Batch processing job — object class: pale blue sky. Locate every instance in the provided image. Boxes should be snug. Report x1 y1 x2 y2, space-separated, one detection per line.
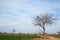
0 0 60 34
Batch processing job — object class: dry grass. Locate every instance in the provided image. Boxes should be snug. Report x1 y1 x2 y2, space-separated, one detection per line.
32 34 60 40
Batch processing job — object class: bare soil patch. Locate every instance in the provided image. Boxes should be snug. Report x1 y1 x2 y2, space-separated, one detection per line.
32 35 60 40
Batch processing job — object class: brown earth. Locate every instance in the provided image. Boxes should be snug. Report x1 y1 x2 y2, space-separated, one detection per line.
32 35 60 40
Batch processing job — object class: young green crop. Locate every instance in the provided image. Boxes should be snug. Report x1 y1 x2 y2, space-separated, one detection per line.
0 34 41 40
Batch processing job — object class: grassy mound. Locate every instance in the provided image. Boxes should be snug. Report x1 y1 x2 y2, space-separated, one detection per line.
52 35 60 38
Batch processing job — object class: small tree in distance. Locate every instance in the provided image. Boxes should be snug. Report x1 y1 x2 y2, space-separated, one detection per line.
34 13 55 36
57 31 60 35
12 29 16 34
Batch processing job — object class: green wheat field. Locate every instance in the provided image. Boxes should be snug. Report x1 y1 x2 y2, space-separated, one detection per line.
0 34 41 40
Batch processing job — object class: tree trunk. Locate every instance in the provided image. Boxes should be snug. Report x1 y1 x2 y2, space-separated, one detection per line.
43 27 45 35
43 27 45 38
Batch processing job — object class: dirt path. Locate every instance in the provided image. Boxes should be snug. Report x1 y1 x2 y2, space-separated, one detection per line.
32 35 60 40
48 36 60 40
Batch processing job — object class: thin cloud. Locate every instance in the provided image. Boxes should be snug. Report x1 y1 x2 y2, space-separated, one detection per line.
0 0 60 33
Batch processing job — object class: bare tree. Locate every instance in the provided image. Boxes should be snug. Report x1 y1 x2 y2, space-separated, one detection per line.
34 13 55 35
57 31 60 35
12 29 16 34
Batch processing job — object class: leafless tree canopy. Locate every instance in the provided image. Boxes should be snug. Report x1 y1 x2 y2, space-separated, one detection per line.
34 13 55 34
57 31 60 35
35 13 54 27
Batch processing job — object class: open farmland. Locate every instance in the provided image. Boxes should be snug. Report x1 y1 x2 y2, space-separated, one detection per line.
0 34 41 40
